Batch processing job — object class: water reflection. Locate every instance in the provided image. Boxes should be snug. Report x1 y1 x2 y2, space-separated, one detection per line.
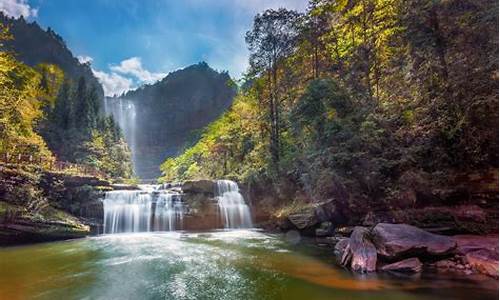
0 230 497 300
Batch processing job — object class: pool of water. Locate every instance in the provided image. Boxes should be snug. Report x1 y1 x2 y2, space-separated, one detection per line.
0 230 497 300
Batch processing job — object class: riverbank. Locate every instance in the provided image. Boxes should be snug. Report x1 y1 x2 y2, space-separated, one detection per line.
0 163 109 245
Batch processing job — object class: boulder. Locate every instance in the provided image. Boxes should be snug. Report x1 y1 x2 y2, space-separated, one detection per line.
334 238 350 262
381 258 423 273
465 249 499 278
339 227 377 273
182 180 217 195
287 199 344 230
372 223 456 260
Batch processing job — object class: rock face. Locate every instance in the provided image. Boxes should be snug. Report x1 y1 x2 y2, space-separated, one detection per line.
287 199 344 230
372 223 456 260
339 227 377 273
381 258 423 273
182 180 217 195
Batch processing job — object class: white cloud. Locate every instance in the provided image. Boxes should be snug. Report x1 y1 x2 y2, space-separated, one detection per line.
92 69 132 97
110 57 166 83
93 56 167 96
0 0 38 18
77 55 93 64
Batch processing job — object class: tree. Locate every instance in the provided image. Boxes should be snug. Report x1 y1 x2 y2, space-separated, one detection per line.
245 8 302 168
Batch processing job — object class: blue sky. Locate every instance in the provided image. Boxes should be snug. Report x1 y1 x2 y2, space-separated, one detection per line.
0 0 308 95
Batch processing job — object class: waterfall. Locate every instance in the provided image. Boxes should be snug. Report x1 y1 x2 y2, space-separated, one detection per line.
103 185 184 234
104 97 138 175
216 180 253 229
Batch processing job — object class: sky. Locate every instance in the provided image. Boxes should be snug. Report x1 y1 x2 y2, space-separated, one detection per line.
0 0 308 96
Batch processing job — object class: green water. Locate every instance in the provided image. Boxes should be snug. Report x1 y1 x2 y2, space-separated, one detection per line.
0 230 497 300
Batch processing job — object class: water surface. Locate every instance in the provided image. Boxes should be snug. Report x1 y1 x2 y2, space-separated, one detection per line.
0 230 497 300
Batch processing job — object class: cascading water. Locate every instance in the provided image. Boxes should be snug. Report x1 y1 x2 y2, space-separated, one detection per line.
216 180 253 229
104 97 138 175
103 185 184 234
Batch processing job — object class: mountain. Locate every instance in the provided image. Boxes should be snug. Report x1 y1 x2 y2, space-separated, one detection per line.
106 62 236 179
0 13 104 99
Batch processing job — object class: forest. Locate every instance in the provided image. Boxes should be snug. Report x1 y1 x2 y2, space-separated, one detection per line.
0 23 132 179
160 0 498 220
0 0 498 298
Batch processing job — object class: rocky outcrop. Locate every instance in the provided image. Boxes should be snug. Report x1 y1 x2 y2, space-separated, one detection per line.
182 180 217 195
0 164 109 245
380 258 423 273
0 202 90 246
287 199 345 231
372 223 456 260
338 227 377 273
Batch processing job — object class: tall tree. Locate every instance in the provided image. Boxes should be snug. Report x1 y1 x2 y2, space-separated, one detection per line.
245 8 301 168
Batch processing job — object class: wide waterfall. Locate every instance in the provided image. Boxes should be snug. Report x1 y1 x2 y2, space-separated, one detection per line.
103 186 184 234
216 180 253 229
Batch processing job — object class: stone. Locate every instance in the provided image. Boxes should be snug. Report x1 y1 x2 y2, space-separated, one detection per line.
339 227 377 273
381 258 423 273
182 180 217 195
465 249 499 278
287 199 345 230
453 235 499 256
435 259 455 269
372 223 456 260
334 238 349 262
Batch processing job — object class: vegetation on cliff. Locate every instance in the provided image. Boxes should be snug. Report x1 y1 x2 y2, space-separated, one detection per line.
160 0 498 220
0 22 132 179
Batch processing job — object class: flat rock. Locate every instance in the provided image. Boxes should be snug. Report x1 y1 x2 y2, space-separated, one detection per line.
381 258 423 273
372 223 456 260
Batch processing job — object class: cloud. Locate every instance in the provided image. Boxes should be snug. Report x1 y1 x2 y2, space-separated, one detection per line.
92 69 132 97
110 57 166 83
93 56 167 96
77 55 93 64
0 0 38 18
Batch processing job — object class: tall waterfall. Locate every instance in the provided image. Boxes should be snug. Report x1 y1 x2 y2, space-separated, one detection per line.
103 186 184 234
216 180 253 229
104 98 138 175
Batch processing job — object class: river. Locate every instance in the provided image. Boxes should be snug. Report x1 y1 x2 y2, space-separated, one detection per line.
0 230 497 300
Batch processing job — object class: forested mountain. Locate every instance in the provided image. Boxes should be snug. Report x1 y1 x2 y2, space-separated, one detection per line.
161 0 498 222
0 16 132 179
0 13 104 99
107 62 236 179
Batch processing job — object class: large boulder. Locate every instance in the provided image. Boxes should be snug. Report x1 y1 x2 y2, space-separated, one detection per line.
372 223 456 260
381 257 423 273
339 227 377 273
287 199 345 230
182 180 217 195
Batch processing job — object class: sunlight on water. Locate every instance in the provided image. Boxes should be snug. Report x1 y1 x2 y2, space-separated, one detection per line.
0 230 497 300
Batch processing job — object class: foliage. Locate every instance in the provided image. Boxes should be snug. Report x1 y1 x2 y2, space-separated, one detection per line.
161 1 498 213
0 25 55 162
40 76 133 179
